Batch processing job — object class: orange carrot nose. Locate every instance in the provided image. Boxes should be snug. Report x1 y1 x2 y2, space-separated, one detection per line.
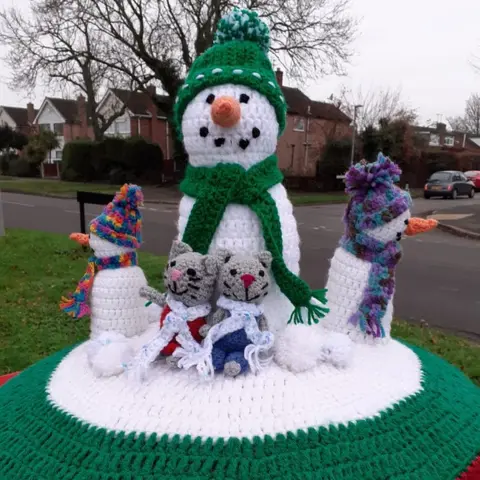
405 217 438 236
211 96 241 128
69 232 90 246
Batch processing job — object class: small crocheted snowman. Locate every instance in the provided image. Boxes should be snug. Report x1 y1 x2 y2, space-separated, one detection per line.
60 184 159 376
174 7 328 340
277 154 438 370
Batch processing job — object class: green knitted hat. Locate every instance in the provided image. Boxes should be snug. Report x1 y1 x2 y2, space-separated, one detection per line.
173 8 287 140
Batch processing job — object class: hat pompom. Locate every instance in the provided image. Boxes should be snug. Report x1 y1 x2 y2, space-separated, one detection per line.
214 8 270 53
115 184 144 208
345 153 402 198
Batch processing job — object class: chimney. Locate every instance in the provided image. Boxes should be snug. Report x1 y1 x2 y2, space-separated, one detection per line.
76 95 88 132
27 102 35 124
146 85 156 97
275 68 283 86
436 122 447 133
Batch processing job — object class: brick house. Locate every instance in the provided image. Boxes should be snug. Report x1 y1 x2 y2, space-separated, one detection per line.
97 86 175 174
0 103 38 136
275 69 352 178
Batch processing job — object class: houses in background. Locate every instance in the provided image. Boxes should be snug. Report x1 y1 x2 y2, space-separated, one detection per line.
0 71 352 180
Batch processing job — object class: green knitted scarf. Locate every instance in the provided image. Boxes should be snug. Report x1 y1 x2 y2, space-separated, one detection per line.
180 154 328 325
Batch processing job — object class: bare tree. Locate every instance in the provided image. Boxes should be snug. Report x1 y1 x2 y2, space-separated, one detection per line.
0 0 134 140
82 0 357 103
447 94 480 135
335 86 417 131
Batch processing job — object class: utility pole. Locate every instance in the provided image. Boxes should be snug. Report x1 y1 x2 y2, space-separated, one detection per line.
0 189 5 237
350 104 363 166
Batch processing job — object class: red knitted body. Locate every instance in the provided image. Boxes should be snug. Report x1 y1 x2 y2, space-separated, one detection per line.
159 305 206 356
458 456 480 479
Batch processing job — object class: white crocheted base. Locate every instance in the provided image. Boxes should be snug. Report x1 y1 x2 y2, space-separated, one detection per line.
47 339 422 441
320 247 393 344
177 183 300 338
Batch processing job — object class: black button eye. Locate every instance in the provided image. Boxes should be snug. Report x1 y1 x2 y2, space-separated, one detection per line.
230 269 237 276
170 261 176 267
199 127 209 137
252 127 260 138
206 94 215 104
187 268 196 276
224 255 231 263
404 219 409 225
240 93 250 103
259 270 265 277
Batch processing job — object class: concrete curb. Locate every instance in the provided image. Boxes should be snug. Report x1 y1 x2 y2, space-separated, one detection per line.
418 209 480 241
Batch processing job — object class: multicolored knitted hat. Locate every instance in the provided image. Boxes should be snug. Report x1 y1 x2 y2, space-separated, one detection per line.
89 184 143 249
344 152 411 231
173 8 286 139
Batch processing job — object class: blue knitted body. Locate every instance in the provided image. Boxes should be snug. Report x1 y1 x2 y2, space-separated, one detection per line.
211 329 251 373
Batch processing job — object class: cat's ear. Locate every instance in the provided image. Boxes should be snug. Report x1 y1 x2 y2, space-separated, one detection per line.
216 249 233 264
203 255 220 276
169 240 192 259
257 251 272 269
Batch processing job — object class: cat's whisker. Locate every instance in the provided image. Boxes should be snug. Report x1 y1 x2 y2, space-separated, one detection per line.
261 283 269 290
188 283 200 290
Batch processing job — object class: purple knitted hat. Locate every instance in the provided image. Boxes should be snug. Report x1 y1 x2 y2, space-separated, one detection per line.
344 153 411 231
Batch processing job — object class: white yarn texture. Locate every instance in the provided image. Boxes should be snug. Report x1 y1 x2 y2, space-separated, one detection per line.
47 340 422 441
320 247 394 344
88 234 150 339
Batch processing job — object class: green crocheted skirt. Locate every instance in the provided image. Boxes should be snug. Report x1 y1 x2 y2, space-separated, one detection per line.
0 344 479 480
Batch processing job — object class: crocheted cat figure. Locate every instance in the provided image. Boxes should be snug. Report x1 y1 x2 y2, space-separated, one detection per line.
60 184 152 340
129 241 220 381
174 7 328 339
319 153 438 345
176 251 275 378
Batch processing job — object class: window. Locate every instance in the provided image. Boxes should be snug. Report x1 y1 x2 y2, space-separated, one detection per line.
444 136 454 147
54 150 62 161
429 134 440 146
39 123 51 132
429 172 451 182
293 117 305 132
53 123 64 135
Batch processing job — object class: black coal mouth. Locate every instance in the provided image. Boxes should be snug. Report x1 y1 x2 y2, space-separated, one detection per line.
396 232 402 241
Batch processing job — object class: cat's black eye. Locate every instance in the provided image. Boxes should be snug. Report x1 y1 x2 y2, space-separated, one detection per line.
224 256 231 263
230 269 237 276
259 270 265 277
260 261 267 268
240 93 250 103
206 93 215 104
404 219 409 225
170 261 176 267
187 268 196 276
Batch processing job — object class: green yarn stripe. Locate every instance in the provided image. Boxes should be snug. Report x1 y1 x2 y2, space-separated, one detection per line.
180 155 328 325
0 344 479 479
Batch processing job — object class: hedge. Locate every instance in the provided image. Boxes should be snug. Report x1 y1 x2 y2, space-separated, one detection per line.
61 136 163 184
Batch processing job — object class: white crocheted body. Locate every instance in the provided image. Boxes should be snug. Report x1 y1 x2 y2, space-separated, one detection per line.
320 247 393 344
178 183 300 337
88 234 150 339
47 340 421 440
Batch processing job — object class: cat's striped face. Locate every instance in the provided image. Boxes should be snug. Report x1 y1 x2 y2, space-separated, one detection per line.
164 248 219 307
220 252 272 304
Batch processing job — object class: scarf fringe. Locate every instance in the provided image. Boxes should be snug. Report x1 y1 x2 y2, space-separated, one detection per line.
288 289 329 325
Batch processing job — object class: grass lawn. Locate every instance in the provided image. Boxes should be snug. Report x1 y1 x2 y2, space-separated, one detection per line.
0 229 165 373
1 229 478 385
0 176 121 197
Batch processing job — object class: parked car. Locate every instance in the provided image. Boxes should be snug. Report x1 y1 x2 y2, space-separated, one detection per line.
424 170 475 199
464 170 480 191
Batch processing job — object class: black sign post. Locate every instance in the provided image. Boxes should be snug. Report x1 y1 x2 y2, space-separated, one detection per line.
76 191 114 234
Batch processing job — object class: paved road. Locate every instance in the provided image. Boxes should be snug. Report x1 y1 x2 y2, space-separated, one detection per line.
2 192 480 338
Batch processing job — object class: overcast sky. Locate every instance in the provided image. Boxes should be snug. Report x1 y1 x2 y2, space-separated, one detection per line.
0 0 479 126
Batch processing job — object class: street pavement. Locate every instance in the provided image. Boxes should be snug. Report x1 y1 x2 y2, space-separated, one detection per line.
2 192 480 339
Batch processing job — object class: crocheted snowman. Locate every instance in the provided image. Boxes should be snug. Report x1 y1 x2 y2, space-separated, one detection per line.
60 184 159 375
277 154 439 371
174 8 328 338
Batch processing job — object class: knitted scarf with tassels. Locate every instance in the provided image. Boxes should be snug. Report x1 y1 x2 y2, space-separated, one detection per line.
180 154 328 325
60 251 138 319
